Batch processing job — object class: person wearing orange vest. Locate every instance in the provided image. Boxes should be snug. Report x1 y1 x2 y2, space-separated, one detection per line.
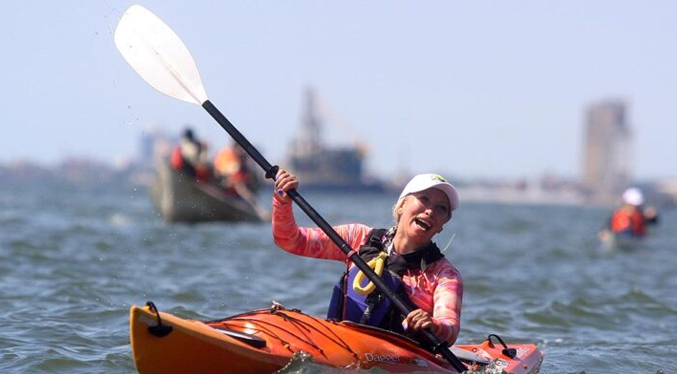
608 187 658 238
213 142 268 218
213 145 243 190
213 142 260 194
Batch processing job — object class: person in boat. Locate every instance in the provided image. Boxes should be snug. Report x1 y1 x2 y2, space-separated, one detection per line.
272 169 462 346
170 127 210 182
604 187 658 238
213 141 261 197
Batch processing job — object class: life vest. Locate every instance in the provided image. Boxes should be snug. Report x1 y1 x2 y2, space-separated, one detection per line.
214 147 241 176
610 207 646 237
326 229 445 333
170 146 185 170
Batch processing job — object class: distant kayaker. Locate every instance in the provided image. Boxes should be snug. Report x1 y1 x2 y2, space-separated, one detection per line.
272 169 462 346
213 141 267 217
213 141 261 197
604 187 658 238
170 127 211 182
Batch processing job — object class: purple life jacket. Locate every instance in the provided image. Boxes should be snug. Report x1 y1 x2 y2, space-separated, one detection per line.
326 229 444 334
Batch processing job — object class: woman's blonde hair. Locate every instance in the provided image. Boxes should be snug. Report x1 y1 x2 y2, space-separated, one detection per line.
392 197 406 223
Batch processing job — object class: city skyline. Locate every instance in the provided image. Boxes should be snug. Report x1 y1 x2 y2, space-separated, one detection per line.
2 1 676 181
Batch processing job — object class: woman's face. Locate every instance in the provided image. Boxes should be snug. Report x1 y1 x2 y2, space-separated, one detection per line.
397 188 451 248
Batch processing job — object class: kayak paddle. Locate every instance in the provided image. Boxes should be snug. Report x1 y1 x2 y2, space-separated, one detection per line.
114 5 467 372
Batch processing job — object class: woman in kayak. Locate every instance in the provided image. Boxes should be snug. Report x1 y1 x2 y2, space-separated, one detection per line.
272 169 462 346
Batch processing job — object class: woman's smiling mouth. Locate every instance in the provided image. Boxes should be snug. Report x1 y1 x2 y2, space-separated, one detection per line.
414 217 432 230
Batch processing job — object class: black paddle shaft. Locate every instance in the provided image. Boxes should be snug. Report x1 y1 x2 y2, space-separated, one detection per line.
202 100 467 373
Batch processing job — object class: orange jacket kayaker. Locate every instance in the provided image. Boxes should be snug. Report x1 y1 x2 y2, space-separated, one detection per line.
272 169 463 345
608 187 658 237
213 143 259 193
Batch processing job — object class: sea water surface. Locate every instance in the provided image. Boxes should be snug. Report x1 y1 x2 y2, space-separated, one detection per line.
1 182 676 374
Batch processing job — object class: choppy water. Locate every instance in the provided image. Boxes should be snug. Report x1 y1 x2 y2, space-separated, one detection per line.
1 182 676 373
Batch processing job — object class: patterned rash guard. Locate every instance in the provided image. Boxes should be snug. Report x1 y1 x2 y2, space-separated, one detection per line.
271 196 463 345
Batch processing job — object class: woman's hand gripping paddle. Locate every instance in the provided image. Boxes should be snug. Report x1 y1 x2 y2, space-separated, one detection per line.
114 6 467 372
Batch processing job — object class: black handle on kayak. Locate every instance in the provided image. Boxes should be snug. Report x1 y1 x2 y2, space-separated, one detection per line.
202 99 467 373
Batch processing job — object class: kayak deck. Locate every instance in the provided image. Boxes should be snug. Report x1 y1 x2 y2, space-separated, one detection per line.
130 303 543 374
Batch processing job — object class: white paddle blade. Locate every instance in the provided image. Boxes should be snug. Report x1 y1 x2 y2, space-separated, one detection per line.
114 5 208 105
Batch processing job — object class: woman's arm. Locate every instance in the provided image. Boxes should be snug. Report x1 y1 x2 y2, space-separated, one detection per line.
272 196 373 261
430 266 463 344
401 262 463 345
271 169 372 261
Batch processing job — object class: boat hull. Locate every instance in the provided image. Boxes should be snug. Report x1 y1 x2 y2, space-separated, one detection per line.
149 163 266 223
130 304 543 374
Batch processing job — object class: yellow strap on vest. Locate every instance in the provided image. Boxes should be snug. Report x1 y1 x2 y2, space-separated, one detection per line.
352 252 388 296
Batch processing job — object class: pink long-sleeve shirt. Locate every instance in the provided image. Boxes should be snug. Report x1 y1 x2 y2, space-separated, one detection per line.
271 196 463 345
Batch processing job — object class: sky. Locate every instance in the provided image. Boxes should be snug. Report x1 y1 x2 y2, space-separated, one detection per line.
1 1 676 181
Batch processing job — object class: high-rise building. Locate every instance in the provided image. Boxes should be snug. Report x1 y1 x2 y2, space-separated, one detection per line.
582 100 631 204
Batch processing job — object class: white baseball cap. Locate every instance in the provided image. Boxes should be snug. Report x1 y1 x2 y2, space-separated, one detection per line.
399 173 460 214
622 187 644 206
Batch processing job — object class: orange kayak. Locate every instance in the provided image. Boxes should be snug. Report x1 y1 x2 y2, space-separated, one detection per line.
130 303 543 374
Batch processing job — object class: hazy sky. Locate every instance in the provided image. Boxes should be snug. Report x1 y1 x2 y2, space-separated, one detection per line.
2 1 675 180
